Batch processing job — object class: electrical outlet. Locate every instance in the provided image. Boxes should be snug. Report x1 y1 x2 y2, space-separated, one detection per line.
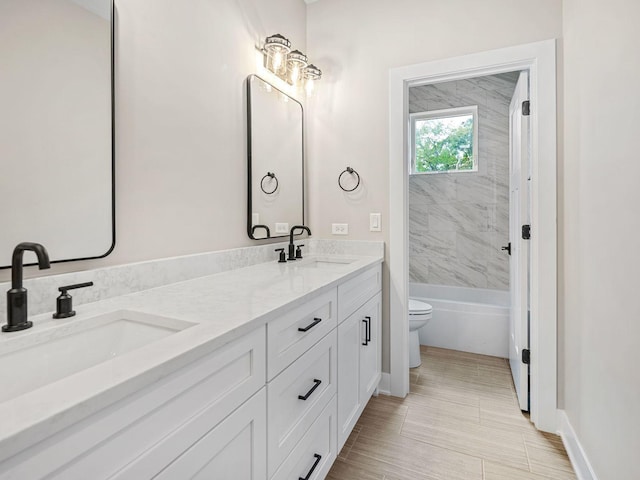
332 223 349 235
275 223 289 234
370 213 381 232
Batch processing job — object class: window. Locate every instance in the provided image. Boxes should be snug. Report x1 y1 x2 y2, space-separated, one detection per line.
410 105 478 174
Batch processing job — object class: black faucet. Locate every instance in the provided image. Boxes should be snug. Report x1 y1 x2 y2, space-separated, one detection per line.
3 242 50 332
288 225 311 261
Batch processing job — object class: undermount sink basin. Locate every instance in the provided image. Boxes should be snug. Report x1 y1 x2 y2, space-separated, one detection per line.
298 257 357 269
0 310 196 403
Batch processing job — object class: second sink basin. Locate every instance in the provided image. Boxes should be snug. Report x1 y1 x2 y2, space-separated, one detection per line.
0 310 196 403
297 257 357 269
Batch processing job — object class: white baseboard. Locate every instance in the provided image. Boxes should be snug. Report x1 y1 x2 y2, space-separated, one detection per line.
557 410 598 480
377 373 391 395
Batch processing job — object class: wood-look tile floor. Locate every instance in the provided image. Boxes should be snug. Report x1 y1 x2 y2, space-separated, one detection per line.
327 346 576 480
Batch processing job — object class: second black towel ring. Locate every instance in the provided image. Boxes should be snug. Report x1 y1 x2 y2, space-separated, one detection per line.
261 172 278 195
338 167 360 192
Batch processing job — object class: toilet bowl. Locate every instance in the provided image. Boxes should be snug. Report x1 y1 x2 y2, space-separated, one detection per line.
409 298 432 368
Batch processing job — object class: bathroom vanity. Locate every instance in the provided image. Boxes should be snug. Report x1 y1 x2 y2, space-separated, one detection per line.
0 252 382 480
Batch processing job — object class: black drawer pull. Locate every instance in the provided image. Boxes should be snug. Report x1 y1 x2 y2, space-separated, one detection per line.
362 318 368 346
365 316 371 342
299 453 322 480
298 379 322 400
298 317 322 332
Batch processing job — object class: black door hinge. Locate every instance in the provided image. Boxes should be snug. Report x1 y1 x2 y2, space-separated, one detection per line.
522 349 530 364
522 224 531 240
522 100 530 116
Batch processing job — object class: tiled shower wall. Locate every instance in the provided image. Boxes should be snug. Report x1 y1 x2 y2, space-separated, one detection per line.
409 73 518 290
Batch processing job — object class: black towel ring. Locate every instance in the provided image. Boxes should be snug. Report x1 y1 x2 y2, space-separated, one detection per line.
261 172 278 195
338 167 360 192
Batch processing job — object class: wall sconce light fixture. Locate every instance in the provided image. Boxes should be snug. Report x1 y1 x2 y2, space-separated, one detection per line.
261 33 322 96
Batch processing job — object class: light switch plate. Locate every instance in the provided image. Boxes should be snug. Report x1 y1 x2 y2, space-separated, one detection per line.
370 213 381 232
332 223 349 235
275 223 289 234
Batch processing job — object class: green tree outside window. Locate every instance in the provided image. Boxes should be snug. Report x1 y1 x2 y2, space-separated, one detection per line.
414 114 475 172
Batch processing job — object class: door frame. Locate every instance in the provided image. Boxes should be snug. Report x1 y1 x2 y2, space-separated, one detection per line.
388 39 558 432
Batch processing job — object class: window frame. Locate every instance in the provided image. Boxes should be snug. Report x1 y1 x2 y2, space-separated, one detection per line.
409 105 479 175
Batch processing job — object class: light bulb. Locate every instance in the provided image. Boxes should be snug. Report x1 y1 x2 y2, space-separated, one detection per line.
273 51 283 71
291 65 300 84
305 78 315 96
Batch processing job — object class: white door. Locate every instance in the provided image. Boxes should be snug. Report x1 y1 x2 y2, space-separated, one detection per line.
508 71 531 412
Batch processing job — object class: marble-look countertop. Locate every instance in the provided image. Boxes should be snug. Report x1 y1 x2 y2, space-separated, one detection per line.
0 254 382 462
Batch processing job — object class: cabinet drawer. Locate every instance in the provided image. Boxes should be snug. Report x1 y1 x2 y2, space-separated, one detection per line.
271 396 337 480
337 265 381 323
3 327 267 480
267 288 337 380
153 388 266 480
267 330 337 478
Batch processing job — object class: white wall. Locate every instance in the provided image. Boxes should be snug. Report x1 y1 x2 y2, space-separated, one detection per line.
1 0 307 282
562 0 640 478
306 0 563 372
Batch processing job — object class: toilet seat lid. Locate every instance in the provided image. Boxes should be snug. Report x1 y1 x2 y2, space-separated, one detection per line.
409 298 432 314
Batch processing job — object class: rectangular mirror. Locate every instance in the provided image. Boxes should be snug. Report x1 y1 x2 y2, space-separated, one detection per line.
247 75 304 240
0 0 114 267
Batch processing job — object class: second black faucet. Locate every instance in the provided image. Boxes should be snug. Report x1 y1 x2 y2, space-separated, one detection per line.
288 225 311 261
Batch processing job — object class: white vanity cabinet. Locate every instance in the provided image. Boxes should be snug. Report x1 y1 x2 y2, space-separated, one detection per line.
0 261 382 480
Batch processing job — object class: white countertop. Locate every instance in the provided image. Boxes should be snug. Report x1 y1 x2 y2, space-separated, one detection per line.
0 253 382 462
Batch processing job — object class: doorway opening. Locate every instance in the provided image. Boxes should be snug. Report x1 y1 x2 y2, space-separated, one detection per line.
405 70 531 412
388 40 557 432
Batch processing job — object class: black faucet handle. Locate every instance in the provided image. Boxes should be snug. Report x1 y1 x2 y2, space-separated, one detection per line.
274 248 287 263
295 244 305 259
58 281 94 293
53 282 94 319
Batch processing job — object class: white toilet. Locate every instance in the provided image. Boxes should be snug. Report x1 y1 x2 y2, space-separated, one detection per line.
409 298 433 368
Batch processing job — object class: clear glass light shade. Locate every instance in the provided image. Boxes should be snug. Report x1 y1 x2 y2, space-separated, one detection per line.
264 34 290 75
303 64 322 97
305 78 315 96
287 50 308 86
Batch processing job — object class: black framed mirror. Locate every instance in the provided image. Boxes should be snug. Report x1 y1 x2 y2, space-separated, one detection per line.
0 0 115 268
247 75 304 240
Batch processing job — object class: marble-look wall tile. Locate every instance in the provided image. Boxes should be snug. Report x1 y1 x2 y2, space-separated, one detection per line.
409 256 430 283
428 250 488 288
428 202 490 233
409 175 457 205
456 231 491 272
455 175 501 205
487 248 510 290
409 203 429 230
410 230 456 257
408 72 517 290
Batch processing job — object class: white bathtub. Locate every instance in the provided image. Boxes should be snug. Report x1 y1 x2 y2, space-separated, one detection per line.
410 283 510 358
